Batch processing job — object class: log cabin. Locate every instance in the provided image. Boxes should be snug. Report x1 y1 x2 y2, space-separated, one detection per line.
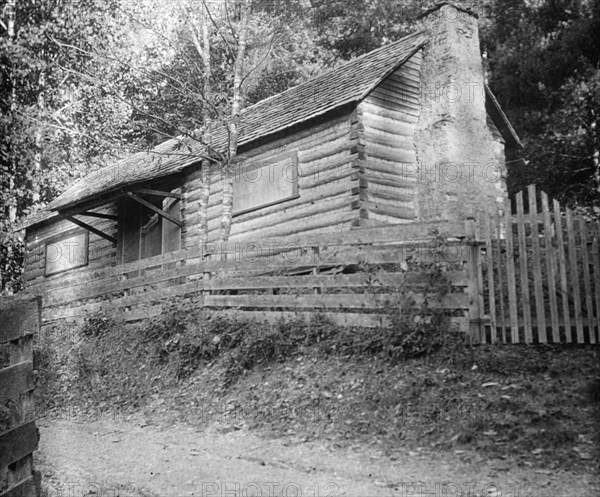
18 2 521 291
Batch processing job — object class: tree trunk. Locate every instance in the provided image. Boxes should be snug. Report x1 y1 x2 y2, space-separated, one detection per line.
32 69 45 205
198 1 212 247
6 0 17 223
220 0 249 243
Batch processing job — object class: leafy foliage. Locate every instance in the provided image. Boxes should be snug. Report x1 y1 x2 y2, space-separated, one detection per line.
3 0 599 290
483 0 600 206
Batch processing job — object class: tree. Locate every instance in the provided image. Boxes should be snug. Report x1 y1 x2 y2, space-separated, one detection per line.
1 0 333 292
0 0 136 293
484 0 600 207
106 0 332 242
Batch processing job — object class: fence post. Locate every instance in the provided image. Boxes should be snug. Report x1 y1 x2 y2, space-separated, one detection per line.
465 218 484 344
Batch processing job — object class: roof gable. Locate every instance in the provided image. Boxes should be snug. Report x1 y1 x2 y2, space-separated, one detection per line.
235 31 426 146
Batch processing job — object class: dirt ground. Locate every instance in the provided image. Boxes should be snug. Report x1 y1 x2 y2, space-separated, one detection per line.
35 416 599 497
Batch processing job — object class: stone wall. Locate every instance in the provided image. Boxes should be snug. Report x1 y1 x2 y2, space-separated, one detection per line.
414 2 507 222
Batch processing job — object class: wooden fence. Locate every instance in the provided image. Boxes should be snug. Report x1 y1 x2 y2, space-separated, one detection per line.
476 185 600 344
26 220 478 334
0 295 41 497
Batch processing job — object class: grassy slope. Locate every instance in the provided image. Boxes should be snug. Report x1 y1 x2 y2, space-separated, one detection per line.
168 345 600 473
34 311 600 474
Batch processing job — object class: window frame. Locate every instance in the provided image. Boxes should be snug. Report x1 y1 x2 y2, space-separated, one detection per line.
44 228 89 277
117 185 183 266
232 150 299 217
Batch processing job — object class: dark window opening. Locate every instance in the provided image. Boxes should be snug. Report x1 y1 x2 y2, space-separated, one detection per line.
118 188 182 265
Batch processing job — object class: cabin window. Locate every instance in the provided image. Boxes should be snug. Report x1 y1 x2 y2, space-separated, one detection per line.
233 150 298 215
44 229 89 276
119 189 182 264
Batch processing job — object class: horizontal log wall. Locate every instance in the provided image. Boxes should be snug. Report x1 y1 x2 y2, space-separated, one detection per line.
29 221 472 332
183 112 357 246
24 204 118 289
357 51 421 227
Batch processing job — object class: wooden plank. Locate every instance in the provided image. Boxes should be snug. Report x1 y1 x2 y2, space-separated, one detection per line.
132 188 183 199
485 215 497 342
132 308 465 332
566 209 584 343
516 191 532 342
494 208 507 343
361 189 413 205
1 475 37 497
198 292 467 310
476 231 486 342
47 287 469 321
494 316 596 328
44 269 469 316
464 219 483 343
528 185 547 342
119 308 469 333
592 237 600 344
37 234 468 304
30 222 468 295
580 221 595 343
363 141 416 164
231 209 356 242
45 268 469 306
42 241 470 306
0 421 38 468
363 129 416 153
240 220 466 246
48 284 469 321
361 112 414 137
0 297 40 344
78 211 118 221
504 202 519 341
541 192 560 342
58 193 124 218
63 215 117 245
126 192 183 228
226 311 464 331
359 201 416 221
0 362 34 403
554 199 572 342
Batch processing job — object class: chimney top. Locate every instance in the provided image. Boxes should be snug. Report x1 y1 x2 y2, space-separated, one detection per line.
416 2 478 20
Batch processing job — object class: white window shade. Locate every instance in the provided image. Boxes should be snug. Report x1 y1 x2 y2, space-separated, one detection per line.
45 230 89 276
233 151 298 215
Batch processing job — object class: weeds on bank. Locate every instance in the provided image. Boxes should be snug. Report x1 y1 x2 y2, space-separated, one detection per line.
34 270 467 413
32 250 599 471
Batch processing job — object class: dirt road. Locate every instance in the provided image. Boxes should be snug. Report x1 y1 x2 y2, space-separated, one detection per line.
35 417 599 497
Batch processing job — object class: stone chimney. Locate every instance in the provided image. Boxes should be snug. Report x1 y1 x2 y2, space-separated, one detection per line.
414 2 507 222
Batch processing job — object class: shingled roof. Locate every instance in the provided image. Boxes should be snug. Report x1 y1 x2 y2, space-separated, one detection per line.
18 31 426 229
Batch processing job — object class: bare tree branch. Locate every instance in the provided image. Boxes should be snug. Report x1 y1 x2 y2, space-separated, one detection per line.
239 32 280 88
48 35 225 122
201 0 235 56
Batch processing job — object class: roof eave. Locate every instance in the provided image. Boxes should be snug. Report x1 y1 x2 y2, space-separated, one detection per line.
485 85 523 151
